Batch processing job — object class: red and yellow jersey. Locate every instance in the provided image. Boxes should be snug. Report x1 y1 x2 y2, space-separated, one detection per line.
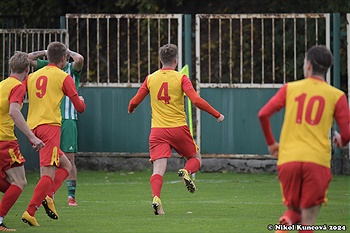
259 77 350 168
128 68 221 127
146 69 192 128
0 77 26 141
25 64 79 129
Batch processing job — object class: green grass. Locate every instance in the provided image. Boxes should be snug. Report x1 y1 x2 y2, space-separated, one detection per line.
2 170 349 232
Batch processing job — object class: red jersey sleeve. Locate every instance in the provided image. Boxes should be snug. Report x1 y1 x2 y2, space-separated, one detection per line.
182 76 221 118
334 94 350 145
128 77 149 113
181 75 194 92
9 83 26 105
258 84 287 145
62 75 86 113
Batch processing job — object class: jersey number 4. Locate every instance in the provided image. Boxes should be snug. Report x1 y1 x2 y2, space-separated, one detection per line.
36 76 48 98
295 93 325 125
157 82 171 104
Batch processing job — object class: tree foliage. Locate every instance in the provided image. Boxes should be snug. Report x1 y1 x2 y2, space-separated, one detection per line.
1 0 350 28
0 0 349 89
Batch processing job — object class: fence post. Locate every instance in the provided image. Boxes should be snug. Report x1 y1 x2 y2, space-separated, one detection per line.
332 13 343 175
184 14 192 77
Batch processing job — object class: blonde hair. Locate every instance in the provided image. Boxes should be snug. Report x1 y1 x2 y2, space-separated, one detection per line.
9 51 29 73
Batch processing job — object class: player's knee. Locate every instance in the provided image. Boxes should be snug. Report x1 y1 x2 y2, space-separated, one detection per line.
14 177 27 190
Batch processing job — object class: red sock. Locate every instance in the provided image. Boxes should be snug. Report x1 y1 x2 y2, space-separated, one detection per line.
27 175 53 216
0 177 10 193
150 174 163 198
0 185 22 217
184 158 201 174
283 209 301 224
48 168 69 198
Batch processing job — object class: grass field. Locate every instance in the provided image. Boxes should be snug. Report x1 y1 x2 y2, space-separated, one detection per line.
2 170 349 232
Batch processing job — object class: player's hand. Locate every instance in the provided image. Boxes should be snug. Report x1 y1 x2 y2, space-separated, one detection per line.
79 96 85 102
217 114 224 122
333 131 344 148
29 136 45 152
128 104 135 114
268 141 279 158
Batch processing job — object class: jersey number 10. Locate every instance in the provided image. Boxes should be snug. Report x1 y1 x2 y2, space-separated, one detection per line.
295 93 325 125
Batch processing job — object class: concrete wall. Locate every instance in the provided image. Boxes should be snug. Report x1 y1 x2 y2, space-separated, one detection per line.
75 153 277 173
75 152 350 175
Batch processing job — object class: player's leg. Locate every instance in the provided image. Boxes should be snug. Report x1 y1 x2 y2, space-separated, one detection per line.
0 142 14 193
41 155 71 221
171 126 199 193
298 163 331 232
65 152 78 206
300 204 321 227
49 154 71 198
275 162 302 233
23 125 62 225
0 177 10 193
22 165 55 226
183 151 202 175
61 119 78 206
149 128 172 215
0 164 26 231
278 208 301 226
151 158 167 215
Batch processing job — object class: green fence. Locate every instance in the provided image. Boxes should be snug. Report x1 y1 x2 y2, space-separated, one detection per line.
17 87 285 170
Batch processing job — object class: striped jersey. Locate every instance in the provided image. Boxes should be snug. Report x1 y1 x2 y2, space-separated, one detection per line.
0 77 26 140
37 59 81 120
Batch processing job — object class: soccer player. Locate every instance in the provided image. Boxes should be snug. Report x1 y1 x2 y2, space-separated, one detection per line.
28 47 84 206
128 44 224 215
21 42 86 227
258 45 350 233
0 51 45 231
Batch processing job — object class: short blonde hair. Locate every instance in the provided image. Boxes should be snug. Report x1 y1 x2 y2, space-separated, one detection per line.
9 51 29 73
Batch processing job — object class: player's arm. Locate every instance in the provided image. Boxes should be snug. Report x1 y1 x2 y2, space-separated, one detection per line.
8 84 45 151
128 77 149 114
27 50 47 70
62 75 86 113
67 49 84 72
333 94 350 147
182 76 224 122
258 84 287 155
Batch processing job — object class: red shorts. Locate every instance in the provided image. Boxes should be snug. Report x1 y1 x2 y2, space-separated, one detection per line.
277 162 332 209
0 140 25 178
149 126 198 162
33 125 64 167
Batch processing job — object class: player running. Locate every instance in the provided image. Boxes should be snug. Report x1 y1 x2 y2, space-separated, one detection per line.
258 45 350 233
128 43 224 215
21 42 86 227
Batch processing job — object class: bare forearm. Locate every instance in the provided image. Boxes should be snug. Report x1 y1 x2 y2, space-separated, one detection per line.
28 50 46 68
28 50 46 60
9 108 35 139
68 49 84 70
